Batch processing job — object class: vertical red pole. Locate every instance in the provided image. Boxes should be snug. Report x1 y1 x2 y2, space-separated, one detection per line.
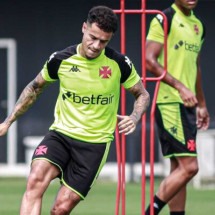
119 1 126 215
115 125 121 215
114 0 126 214
114 1 167 215
141 0 147 214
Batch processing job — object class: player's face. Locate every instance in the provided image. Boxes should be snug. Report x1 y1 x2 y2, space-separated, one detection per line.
80 22 113 59
175 0 198 15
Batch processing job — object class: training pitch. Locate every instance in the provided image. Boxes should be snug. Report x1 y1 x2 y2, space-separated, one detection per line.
0 177 214 215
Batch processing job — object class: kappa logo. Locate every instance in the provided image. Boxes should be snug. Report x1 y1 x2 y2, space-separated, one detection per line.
48 52 57 62
69 65 81 72
153 203 159 209
99 66 112 79
35 145 48 155
169 126 177 135
125 56 132 69
156 14 163 24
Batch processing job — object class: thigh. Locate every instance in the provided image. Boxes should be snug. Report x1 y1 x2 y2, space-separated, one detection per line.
30 159 60 182
32 130 71 174
26 160 60 194
176 156 198 170
63 139 111 199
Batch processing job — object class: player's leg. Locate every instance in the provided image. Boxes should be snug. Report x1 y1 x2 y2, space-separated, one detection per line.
50 137 111 214
168 186 186 215
20 160 60 215
50 185 81 215
167 156 198 214
145 156 198 215
20 131 72 215
145 103 198 215
168 157 186 213
156 157 198 205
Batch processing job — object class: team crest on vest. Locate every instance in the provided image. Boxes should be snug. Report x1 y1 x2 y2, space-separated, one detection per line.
99 66 112 79
194 24 199 35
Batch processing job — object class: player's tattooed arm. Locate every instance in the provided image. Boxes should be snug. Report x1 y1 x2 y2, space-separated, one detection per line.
128 79 150 124
4 72 51 126
117 79 150 135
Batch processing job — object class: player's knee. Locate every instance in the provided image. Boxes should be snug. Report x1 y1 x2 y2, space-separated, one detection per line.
189 163 199 176
51 194 81 215
51 202 76 215
26 174 40 190
184 161 199 179
50 205 71 215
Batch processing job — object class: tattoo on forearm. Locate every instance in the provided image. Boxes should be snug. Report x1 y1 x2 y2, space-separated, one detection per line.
129 81 150 123
5 74 48 125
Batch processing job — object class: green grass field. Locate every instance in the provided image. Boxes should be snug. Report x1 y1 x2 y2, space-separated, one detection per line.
0 177 214 215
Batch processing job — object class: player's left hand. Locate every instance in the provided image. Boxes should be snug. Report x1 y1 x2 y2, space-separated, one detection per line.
196 106 210 130
0 121 10 136
117 115 136 135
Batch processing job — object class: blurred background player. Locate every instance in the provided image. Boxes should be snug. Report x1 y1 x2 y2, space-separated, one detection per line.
0 5 150 215
145 0 210 214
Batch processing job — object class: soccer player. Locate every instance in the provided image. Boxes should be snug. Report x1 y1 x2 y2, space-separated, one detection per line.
145 0 210 215
0 5 150 215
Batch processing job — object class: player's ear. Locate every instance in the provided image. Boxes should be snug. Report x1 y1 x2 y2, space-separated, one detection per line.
82 22 87 34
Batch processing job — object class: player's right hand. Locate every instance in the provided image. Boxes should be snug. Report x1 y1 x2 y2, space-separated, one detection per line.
178 86 198 107
117 114 136 135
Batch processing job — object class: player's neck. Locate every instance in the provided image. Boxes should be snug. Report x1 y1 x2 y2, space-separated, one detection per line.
175 4 192 16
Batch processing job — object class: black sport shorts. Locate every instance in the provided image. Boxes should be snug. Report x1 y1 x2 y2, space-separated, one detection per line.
155 103 197 158
32 130 111 199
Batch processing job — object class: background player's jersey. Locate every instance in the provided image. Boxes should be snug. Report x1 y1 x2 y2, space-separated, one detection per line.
41 44 140 143
147 3 205 103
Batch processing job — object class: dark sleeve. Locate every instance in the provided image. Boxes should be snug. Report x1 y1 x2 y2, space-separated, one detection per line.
46 54 61 80
156 6 176 35
46 45 78 80
105 47 133 83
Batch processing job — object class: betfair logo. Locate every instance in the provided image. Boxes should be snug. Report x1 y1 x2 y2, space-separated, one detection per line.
184 41 200 53
174 40 200 53
69 66 81 72
62 92 114 105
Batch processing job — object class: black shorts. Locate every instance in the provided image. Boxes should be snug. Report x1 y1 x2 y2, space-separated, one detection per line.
32 130 111 199
155 103 197 158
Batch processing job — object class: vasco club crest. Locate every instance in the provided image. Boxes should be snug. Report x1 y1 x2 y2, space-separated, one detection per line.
99 66 112 79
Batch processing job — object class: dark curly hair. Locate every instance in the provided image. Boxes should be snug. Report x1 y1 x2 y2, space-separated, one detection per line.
87 6 118 33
